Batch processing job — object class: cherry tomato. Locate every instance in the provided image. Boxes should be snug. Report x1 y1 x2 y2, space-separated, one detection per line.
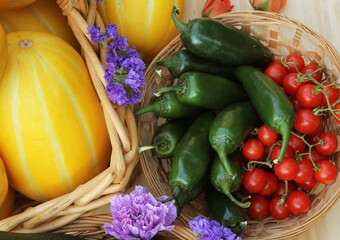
283 73 305 97
274 157 299 181
294 109 322 134
290 97 304 112
285 54 305 73
300 64 323 83
297 177 318 192
334 103 340 124
259 172 278 196
320 81 339 107
296 84 322 108
270 145 294 162
257 124 279 146
242 168 268 193
287 190 310 215
242 139 265 160
269 60 287 69
247 194 269 220
264 64 287 86
273 181 297 197
314 160 337 184
269 196 290 220
301 148 322 163
315 132 338 155
288 133 306 153
293 159 314 183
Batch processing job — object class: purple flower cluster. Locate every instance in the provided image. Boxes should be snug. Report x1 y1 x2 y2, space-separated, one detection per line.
103 186 177 240
189 216 242 240
87 23 146 106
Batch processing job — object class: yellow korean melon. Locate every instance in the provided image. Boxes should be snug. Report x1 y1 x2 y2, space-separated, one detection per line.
0 0 80 51
0 186 14 220
0 156 8 207
97 0 185 61
0 23 6 78
0 0 37 10
0 31 111 202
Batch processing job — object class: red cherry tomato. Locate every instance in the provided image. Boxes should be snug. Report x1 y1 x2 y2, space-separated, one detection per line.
258 172 278 196
301 148 322 163
257 124 279 146
333 103 340 124
283 73 305 97
315 132 339 155
293 159 314 183
294 109 322 134
264 64 287 86
300 64 323 83
314 160 337 184
247 194 269 220
287 190 310 215
273 181 297 197
274 157 299 181
296 84 322 108
290 97 304 112
285 54 305 73
242 139 265 160
297 177 318 192
242 168 268 193
320 82 339 107
270 145 294 162
269 60 286 69
269 196 290 220
288 133 306 153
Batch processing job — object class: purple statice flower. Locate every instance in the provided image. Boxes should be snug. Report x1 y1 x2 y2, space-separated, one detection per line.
96 0 103 2
189 216 242 240
87 23 146 106
106 23 118 39
87 25 106 43
103 186 177 240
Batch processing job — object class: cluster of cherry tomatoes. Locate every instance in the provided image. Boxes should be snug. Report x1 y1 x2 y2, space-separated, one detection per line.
240 54 339 221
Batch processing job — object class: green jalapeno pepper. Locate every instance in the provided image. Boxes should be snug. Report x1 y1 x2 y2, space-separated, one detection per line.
153 72 248 110
134 91 203 119
206 183 247 235
152 50 236 79
210 152 249 208
235 65 295 163
209 102 258 184
163 111 215 208
171 6 272 67
176 175 208 215
151 119 192 159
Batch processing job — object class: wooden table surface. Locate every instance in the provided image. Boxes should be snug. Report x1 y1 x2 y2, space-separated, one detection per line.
181 1 340 239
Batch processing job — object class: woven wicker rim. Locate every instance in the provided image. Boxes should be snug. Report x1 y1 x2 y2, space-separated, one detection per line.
0 0 139 237
138 10 340 240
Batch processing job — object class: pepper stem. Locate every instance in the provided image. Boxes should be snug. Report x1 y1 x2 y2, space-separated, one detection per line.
171 5 187 35
134 103 158 117
273 128 290 164
154 85 184 97
138 146 156 153
160 186 182 203
226 191 250 208
152 61 165 77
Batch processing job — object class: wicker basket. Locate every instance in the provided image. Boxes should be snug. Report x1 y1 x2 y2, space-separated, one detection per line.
0 0 140 239
138 11 340 240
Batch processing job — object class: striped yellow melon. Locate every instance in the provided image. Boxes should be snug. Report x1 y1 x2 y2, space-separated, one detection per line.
97 0 185 61
0 156 8 207
0 0 37 10
0 31 111 202
0 23 6 78
0 186 14 220
0 0 80 51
